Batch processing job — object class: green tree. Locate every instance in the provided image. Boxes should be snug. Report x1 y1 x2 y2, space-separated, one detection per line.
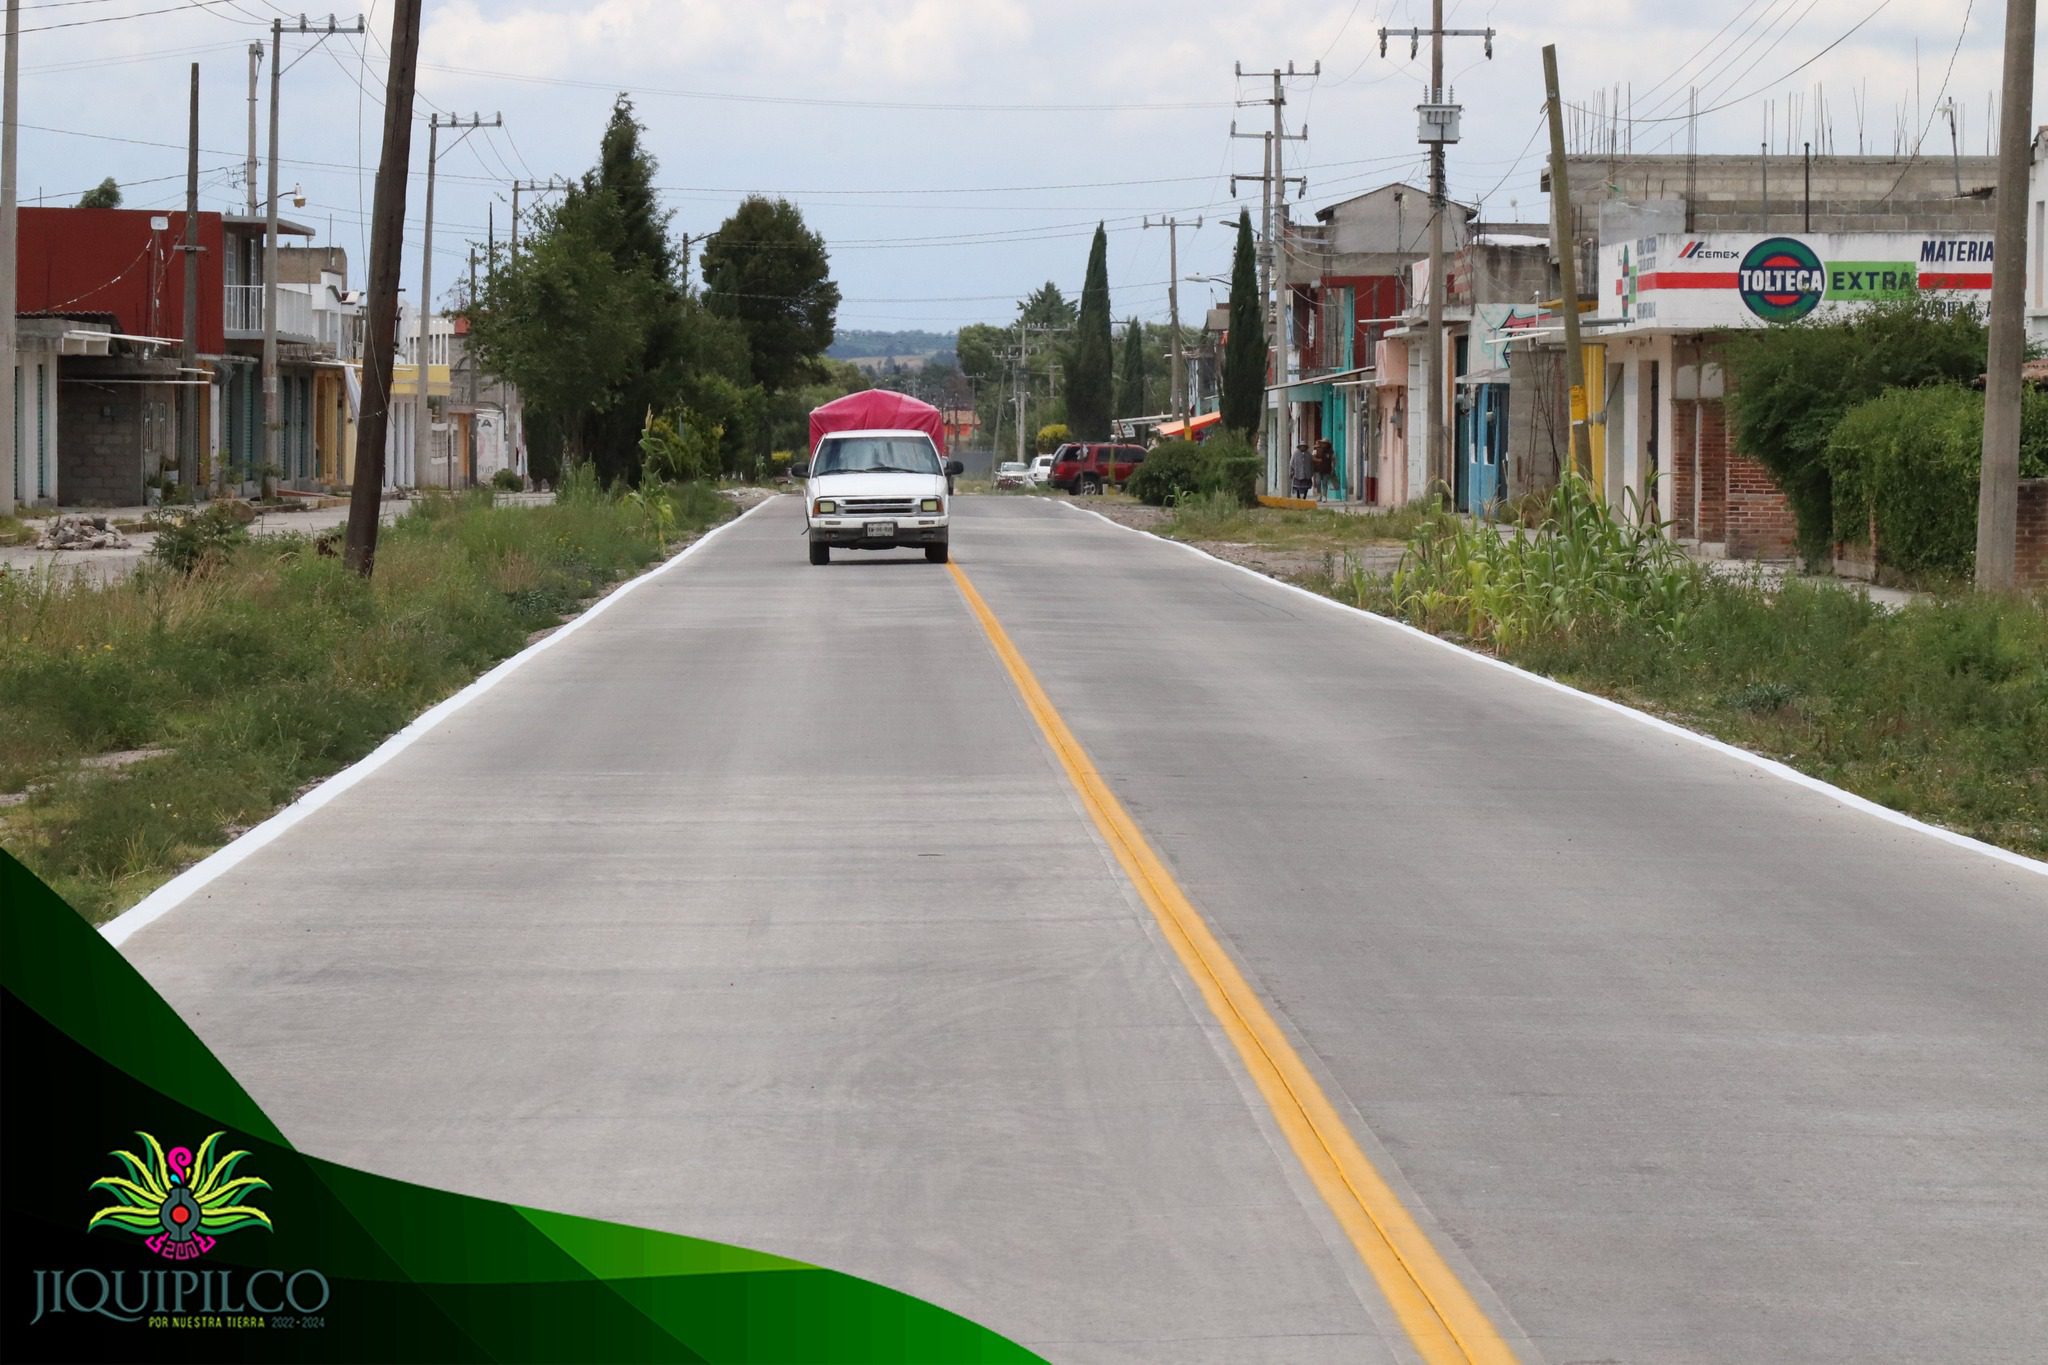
1067 225 1113 439
463 205 650 475
1018 282 1076 331
1116 319 1148 418
1725 299 1987 566
77 178 122 209
1221 209 1268 437
700 196 841 391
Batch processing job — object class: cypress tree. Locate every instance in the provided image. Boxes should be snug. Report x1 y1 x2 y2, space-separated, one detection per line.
1221 209 1268 437
1068 224 1114 439
1116 319 1148 419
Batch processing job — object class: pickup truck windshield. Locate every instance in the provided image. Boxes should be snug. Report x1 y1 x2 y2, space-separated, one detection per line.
814 437 942 476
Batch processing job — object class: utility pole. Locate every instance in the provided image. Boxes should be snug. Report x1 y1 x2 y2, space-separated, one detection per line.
508 175 567 261
1144 214 1202 423
0 0 17 517
1543 43 1591 481
265 14 366 493
1230 75 1309 487
1975 0 2036 590
345 0 424 578
245 42 262 216
467 245 480 484
418 112 502 490
1382 14 1494 497
180 62 201 493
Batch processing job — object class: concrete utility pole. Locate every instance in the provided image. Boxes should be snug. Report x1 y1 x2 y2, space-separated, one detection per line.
509 175 567 262
346 0 424 577
245 43 262 216
180 62 201 493
1543 43 1591 481
1230 73 1310 488
1 0 18 516
1143 214 1201 422
1975 0 2036 590
419 113 501 490
265 14 366 491
1381 14 1494 497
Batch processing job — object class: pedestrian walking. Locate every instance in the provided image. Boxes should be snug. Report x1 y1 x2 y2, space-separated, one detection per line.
1312 439 1335 501
1290 441 1312 498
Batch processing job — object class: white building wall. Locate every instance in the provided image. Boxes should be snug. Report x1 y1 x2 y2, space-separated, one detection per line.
9 343 61 506
2029 127 2048 350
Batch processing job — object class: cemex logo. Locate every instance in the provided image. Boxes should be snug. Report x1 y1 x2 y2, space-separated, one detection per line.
1676 240 1739 260
1737 237 1825 322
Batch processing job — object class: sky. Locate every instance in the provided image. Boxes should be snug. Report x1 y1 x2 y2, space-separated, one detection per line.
9 0 2035 334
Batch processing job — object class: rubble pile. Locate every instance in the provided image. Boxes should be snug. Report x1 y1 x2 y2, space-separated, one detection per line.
34 516 133 551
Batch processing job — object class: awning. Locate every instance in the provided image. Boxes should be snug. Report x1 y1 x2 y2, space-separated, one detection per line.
1156 411 1223 439
1268 364 1372 394
1456 366 1511 386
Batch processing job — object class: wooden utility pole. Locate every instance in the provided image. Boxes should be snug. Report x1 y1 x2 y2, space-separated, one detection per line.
1544 43 1592 481
1143 214 1201 422
1975 0 2036 590
180 62 202 493
345 0 424 578
418 113 501 490
1 0 19 516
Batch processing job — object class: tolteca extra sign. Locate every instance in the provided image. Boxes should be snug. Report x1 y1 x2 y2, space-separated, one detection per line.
1601 232 1994 328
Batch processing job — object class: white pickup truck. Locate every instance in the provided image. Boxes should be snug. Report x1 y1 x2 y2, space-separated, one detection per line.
798 428 963 565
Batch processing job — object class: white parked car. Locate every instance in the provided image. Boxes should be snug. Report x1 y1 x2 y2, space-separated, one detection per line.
798 428 962 565
995 461 1029 489
1023 454 1055 487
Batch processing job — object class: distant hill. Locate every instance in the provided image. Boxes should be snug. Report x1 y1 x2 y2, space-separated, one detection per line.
828 329 957 361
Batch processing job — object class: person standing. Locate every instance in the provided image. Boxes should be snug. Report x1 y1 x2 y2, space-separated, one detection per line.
1289 441 1313 498
1312 439 1335 501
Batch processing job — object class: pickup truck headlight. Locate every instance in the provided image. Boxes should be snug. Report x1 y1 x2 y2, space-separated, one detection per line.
812 498 838 515
920 497 943 513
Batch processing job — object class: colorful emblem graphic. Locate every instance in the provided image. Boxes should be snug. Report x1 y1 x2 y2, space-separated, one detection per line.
1738 236 1826 322
88 1132 272 1261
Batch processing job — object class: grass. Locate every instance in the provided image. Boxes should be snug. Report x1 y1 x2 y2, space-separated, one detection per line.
0 482 732 921
1295 477 2048 858
0 514 39 546
1158 490 1439 548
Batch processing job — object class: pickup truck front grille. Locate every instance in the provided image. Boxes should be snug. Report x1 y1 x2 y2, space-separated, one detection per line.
840 497 919 515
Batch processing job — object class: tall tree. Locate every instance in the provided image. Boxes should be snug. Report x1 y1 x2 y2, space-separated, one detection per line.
700 196 841 391
1221 209 1268 437
77 178 122 209
1116 318 1148 418
1068 224 1113 439
1018 282 1076 330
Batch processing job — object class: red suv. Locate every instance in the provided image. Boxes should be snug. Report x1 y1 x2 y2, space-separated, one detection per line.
1048 442 1147 493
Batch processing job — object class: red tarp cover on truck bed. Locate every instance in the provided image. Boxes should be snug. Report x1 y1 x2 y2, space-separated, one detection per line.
808 389 947 456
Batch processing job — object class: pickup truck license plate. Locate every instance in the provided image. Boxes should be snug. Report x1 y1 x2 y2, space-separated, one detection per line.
864 520 896 538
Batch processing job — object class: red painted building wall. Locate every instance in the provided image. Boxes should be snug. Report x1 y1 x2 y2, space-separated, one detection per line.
16 207 226 353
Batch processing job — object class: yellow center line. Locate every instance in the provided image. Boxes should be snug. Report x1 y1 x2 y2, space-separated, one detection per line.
948 559 1519 1365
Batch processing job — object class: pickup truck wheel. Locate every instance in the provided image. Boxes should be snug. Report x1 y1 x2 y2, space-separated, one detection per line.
808 541 830 565
924 543 949 563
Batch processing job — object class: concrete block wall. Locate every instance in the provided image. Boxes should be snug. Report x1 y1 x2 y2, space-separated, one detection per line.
1558 154 2000 238
57 383 147 506
2019 480 2048 590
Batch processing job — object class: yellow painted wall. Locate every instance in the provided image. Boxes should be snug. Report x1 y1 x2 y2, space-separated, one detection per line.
1583 343 1607 489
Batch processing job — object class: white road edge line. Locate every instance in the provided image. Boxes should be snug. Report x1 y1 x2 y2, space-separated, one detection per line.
100 495 784 948
1045 497 2048 879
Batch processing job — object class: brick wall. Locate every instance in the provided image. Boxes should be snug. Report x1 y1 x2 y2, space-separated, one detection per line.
1725 451 1799 558
1671 401 1695 539
2020 480 2048 590
58 382 147 506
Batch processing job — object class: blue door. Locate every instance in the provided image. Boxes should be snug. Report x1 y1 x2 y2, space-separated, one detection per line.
1463 384 1504 513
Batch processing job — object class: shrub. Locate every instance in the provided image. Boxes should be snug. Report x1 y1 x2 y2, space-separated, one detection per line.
1827 386 2048 578
145 504 249 575
1126 441 1209 505
1202 433 1261 507
1724 299 1988 568
1036 423 1070 454
490 468 524 492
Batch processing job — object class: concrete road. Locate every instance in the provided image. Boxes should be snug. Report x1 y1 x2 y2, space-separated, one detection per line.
118 495 2048 1362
